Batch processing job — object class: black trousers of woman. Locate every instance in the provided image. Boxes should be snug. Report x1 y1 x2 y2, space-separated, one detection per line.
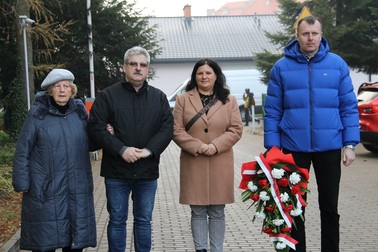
283 149 341 252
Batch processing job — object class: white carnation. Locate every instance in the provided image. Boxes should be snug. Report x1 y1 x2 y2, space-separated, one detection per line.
273 219 285 226
276 242 287 249
290 208 303 217
272 168 285 179
255 211 266 220
289 172 301 185
280 192 289 203
259 191 270 201
247 181 258 192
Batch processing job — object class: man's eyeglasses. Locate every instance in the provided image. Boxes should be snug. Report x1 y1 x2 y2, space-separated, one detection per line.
126 61 149 68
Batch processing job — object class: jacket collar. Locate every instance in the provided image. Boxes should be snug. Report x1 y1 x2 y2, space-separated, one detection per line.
122 80 148 94
284 37 329 63
187 88 221 119
32 91 87 120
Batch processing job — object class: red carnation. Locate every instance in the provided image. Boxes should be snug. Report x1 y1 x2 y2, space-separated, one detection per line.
281 227 292 232
283 204 294 212
291 184 301 194
262 227 273 234
278 177 289 187
265 205 275 212
250 194 260 201
258 179 269 188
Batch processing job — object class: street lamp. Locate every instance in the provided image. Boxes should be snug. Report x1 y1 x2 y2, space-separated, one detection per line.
19 15 35 110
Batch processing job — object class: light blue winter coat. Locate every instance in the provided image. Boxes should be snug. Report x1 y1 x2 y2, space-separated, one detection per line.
12 92 96 250
264 38 359 152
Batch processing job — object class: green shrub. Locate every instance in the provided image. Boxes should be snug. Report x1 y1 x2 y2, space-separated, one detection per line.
0 131 15 196
0 131 15 164
0 110 4 131
0 130 11 146
0 151 14 164
0 165 13 197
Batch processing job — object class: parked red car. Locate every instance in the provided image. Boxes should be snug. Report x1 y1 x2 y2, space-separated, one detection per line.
357 82 378 153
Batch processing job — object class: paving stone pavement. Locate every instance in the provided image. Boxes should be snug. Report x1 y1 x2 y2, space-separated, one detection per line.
82 124 378 252
12 124 378 252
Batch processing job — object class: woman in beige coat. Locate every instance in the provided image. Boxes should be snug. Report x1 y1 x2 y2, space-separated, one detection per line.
173 58 243 252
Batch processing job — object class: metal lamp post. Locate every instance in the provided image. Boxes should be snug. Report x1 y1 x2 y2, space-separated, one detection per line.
19 15 35 110
87 0 95 98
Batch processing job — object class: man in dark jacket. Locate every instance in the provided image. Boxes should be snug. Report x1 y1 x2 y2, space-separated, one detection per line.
264 16 359 252
88 46 173 252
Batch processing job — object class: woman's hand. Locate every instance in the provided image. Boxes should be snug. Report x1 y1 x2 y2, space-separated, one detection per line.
198 143 217 156
107 124 114 135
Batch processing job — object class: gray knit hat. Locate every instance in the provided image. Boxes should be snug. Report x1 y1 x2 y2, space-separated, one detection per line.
41 69 74 90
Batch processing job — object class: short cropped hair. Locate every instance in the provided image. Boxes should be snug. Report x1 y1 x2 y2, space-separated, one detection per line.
297 15 323 32
124 46 151 64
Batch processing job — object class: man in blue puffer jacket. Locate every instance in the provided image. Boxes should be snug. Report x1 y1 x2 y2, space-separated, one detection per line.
264 16 359 252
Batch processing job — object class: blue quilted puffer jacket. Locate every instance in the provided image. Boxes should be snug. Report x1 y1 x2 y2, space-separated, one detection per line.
12 92 97 250
264 38 359 152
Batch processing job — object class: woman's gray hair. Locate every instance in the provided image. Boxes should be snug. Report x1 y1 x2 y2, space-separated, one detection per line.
123 46 150 64
47 82 77 98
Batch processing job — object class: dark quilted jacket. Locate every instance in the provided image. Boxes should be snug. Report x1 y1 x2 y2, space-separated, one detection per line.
12 92 96 250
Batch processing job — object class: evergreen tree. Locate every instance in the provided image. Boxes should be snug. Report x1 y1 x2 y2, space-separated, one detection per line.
255 0 378 83
0 0 160 135
331 0 378 75
39 0 160 97
255 0 303 84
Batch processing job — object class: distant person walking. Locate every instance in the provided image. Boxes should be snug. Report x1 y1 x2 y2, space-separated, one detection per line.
242 88 255 126
88 46 173 252
173 58 243 252
12 69 96 252
264 16 359 252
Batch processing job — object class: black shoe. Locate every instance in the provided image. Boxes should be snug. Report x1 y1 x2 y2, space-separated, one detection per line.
196 250 207 252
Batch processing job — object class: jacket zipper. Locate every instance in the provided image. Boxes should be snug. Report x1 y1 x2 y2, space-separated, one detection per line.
308 62 313 150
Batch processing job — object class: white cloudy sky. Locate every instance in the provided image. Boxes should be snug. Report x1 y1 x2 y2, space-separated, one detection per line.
134 0 240 17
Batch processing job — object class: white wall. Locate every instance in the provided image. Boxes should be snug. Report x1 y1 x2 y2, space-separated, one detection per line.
350 69 378 93
149 60 257 96
148 62 193 96
148 62 376 96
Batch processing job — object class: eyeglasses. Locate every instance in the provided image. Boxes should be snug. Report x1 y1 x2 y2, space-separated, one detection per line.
126 61 149 68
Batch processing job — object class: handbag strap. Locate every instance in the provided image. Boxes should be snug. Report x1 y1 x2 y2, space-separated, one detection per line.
185 98 218 131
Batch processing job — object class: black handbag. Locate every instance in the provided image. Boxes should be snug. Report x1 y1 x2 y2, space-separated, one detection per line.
185 98 218 131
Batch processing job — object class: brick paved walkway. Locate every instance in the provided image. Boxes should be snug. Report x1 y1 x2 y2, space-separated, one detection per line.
4 125 378 252
86 126 378 252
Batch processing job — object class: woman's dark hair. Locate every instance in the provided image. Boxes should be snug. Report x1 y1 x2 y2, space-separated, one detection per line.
185 58 230 104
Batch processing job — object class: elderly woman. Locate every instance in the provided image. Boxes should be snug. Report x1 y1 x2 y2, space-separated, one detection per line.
12 69 96 252
173 58 243 252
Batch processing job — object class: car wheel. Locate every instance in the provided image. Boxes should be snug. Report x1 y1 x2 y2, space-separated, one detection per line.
362 144 378 153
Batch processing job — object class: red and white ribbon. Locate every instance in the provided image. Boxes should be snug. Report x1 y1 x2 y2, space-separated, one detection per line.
270 233 298 250
256 154 292 228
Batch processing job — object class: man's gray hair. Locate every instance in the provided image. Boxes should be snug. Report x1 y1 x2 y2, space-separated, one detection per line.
124 46 151 64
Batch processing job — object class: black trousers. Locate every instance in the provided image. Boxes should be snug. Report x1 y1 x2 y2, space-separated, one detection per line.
244 107 250 124
283 149 341 252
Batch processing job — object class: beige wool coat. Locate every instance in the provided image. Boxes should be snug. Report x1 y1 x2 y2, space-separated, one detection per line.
173 88 243 205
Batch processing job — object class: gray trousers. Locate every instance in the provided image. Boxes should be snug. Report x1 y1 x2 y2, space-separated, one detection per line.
190 205 225 252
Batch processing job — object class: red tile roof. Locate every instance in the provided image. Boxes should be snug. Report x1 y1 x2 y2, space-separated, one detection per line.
213 0 279 15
